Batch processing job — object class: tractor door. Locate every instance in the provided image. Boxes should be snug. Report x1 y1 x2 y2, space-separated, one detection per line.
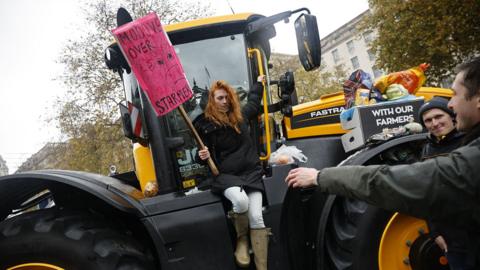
164 33 259 190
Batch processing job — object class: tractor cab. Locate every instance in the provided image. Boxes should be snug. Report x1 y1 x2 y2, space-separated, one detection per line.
105 9 321 194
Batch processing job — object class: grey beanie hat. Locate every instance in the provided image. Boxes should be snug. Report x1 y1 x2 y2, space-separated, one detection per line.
418 96 455 126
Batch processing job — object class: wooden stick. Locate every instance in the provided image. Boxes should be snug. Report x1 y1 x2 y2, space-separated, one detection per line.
177 105 219 176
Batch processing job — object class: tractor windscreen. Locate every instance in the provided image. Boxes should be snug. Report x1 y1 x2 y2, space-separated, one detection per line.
174 34 250 118
165 33 251 190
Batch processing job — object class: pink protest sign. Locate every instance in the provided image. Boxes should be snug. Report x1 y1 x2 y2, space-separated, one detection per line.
112 12 192 116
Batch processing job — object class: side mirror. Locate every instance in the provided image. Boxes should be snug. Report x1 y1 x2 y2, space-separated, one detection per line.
279 71 295 96
294 14 321 71
105 43 130 72
279 71 297 116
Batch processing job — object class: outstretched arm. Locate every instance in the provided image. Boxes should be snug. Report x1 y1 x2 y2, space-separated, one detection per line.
286 143 480 223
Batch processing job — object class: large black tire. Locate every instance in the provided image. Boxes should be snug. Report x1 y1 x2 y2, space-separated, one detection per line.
0 208 155 270
321 197 449 270
322 198 391 270
318 140 427 270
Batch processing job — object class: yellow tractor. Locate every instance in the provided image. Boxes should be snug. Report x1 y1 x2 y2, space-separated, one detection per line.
0 7 452 270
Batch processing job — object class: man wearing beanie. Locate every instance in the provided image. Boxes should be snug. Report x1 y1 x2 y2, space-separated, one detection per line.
419 97 469 269
419 96 464 158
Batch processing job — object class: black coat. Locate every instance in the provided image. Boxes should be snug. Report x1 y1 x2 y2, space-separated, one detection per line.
421 129 465 160
421 129 469 252
194 82 264 194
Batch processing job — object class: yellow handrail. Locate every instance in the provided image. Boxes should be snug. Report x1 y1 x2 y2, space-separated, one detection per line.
248 48 271 161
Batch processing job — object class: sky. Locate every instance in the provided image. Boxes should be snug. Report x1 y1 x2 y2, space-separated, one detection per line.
0 0 369 173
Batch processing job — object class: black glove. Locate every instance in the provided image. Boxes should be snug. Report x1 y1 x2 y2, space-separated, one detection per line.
249 82 263 98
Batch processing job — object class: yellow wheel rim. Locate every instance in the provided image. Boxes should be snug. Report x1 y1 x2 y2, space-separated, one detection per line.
8 263 64 270
378 213 428 270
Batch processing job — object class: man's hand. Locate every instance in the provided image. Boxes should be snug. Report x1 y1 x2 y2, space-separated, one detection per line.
198 147 210 160
434 235 448 253
285 167 319 188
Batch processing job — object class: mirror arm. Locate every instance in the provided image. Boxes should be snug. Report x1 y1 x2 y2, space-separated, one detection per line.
246 8 310 36
247 11 291 35
291 8 310 15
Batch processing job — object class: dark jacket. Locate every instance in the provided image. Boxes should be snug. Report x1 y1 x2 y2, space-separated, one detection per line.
421 129 467 252
421 129 465 160
317 124 480 262
194 82 264 193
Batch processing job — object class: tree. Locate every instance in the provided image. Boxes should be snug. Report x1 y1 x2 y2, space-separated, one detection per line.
269 53 347 104
294 63 347 103
55 0 213 174
364 0 480 85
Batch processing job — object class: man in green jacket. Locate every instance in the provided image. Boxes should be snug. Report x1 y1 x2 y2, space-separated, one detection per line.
285 57 480 263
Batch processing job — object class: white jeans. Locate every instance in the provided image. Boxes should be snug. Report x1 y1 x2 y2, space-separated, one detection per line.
223 186 265 229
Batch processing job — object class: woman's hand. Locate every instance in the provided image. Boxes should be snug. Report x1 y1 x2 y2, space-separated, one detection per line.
198 147 210 160
257 75 266 83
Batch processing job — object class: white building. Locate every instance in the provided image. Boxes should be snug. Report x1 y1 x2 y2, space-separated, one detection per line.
16 143 66 173
321 10 384 79
0 155 8 176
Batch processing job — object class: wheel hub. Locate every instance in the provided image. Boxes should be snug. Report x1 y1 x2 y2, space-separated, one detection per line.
409 234 449 270
378 213 449 270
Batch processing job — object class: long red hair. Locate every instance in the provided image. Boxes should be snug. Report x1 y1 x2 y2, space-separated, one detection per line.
205 80 243 133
